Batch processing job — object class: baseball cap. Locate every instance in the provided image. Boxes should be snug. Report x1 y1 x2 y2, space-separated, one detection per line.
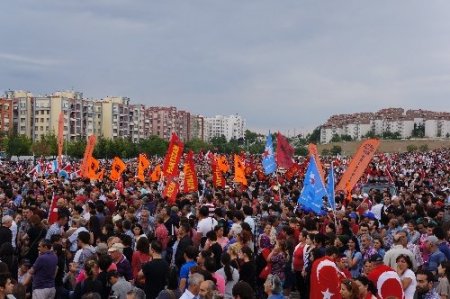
369 254 383 263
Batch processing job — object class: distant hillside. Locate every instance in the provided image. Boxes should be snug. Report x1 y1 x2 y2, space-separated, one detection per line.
317 139 450 155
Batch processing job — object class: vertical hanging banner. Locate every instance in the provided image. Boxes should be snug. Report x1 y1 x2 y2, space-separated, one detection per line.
212 160 225 189
336 139 380 192
87 157 100 179
150 165 162 182
110 157 127 181
81 135 97 178
136 154 150 182
183 151 198 193
234 154 248 186
162 133 184 179
163 180 179 204
308 144 325 183
57 112 64 168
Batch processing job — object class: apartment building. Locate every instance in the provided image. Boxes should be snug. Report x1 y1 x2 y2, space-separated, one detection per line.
130 104 147 143
101 96 130 139
204 114 245 141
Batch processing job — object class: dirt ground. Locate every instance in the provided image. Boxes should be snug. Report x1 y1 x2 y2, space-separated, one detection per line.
317 139 450 155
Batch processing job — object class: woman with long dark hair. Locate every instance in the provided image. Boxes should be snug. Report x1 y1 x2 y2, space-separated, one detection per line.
345 236 363 278
156 265 182 299
216 252 239 299
354 276 377 299
0 243 18 280
239 246 256 291
23 214 46 264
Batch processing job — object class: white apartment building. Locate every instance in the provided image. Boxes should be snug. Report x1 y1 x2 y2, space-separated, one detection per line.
320 126 343 144
130 104 146 143
205 114 245 141
425 118 450 138
101 96 130 139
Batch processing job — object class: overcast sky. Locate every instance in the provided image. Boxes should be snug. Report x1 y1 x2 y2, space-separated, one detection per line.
1 1 450 135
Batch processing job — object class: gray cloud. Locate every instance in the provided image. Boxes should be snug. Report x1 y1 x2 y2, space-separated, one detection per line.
2 1 450 134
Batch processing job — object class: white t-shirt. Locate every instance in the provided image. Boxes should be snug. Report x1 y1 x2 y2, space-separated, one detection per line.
400 268 417 299
10 221 17 249
197 217 218 237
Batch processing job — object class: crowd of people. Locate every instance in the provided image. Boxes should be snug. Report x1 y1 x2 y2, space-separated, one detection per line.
0 148 448 299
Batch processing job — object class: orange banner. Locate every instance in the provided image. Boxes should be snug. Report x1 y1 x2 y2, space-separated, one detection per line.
110 157 126 181
336 139 380 192
183 151 198 193
212 160 225 189
217 155 229 173
163 180 179 204
87 157 100 179
308 144 325 183
285 163 302 181
162 133 184 179
81 135 97 178
136 154 150 182
150 165 162 182
57 112 64 167
234 154 248 186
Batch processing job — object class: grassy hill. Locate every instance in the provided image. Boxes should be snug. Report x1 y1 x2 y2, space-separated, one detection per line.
317 139 450 155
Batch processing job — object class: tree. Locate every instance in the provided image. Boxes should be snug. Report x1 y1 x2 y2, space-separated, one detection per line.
364 130 377 138
341 134 353 142
406 144 417 152
4 134 32 157
330 145 342 155
321 148 330 156
185 138 211 153
412 124 425 138
295 146 308 156
66 138 87 158
210 135 228 152
419 144 429 152
137 136 168 157
307 126 321 144
330 135 342 143
32 133 58 157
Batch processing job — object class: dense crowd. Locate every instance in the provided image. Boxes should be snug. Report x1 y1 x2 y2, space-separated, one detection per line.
0 149 449 299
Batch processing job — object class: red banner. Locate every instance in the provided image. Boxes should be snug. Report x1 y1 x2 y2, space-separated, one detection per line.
81 135 97 178
336 139 380 192
276 132 294 169
234 154 248 186
183 151 198 193
285 163 302 181
57 112 64 167
162 133 184 179
212 160 225 189
163 180 179 204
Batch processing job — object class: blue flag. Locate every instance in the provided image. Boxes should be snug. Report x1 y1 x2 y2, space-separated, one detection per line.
298 156 327 214
327 162 336 210
262 134 277 175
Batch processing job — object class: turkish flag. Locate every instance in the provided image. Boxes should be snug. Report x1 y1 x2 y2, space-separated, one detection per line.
367 265 404 299
310 257 343 299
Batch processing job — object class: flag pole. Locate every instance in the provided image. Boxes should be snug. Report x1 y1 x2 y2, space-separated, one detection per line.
330 161 338 229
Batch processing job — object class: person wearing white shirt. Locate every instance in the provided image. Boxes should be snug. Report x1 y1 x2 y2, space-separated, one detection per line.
197 206 218 238
243 206 256 235
179 273 204 299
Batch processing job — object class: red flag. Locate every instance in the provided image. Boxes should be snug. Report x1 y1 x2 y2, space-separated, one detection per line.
285 163 301 181
276 132 294 169
368 265 404 299
310 256 344 299
234 154 248 186
150 165 162 182
183 151 198 193
110 157 126 181
162 133 184 179
163 180 179 204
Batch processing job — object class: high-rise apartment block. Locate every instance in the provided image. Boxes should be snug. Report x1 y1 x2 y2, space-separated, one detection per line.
204 114 245 141
1 90 245 143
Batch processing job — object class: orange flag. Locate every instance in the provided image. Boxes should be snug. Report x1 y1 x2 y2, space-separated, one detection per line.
87 157 100 179
217 155 229 173
336 139 380 192
162 133 184 179
136 154 150 182
183 151 198 193
308 144 325 183
110 157 126 181
234 154 248 186
81 135 97 178
163 180 179 204
212 160 225 188
57 112 64 167
150 165 162 182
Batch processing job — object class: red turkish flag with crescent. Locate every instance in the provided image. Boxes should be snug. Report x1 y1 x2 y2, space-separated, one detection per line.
310 257 344 299
368 265 404 299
